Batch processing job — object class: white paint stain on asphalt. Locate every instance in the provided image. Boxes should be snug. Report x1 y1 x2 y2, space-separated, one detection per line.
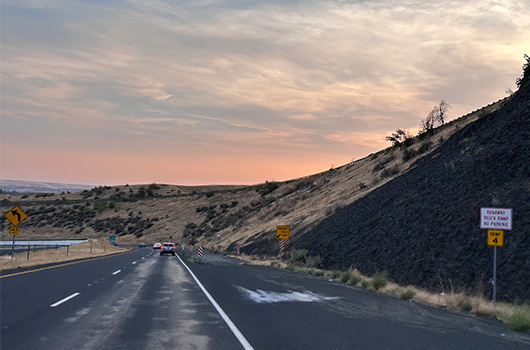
236 286 339 304
65 308 91 323
112 270 122 275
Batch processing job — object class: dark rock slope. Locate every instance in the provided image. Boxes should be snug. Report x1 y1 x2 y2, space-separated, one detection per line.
297 83 530 302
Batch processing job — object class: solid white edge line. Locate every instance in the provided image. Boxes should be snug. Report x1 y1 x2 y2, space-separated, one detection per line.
112 269 121 275
50 292 80 307
176 254 254 350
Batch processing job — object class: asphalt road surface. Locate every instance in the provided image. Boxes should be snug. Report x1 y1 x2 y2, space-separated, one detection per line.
1 248 529 350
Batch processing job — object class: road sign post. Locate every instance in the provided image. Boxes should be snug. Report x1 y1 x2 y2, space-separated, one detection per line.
10 226 20 258
490 247 498 302
481 208 512 302
11 232 16 258
487 230 504 302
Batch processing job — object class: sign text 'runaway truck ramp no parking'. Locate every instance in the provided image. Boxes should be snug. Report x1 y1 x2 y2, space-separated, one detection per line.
480 207 512 230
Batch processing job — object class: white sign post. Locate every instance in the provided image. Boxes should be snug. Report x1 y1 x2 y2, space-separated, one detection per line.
480 207 513 302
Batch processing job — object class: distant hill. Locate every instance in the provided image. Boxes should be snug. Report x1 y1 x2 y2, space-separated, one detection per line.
295 81 530 302
0 179 93 193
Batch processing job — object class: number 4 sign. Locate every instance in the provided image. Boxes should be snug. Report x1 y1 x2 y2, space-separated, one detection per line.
487 230 504 246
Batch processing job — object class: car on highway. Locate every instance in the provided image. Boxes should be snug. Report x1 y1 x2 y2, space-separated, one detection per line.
160 242 176 256
153 242 162 249
139 242 146 247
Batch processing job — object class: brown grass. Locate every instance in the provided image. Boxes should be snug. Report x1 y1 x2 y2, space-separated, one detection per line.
0 239 129 270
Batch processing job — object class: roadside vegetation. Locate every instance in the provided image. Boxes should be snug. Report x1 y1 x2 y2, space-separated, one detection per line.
260 249 530 333
0 239 128 270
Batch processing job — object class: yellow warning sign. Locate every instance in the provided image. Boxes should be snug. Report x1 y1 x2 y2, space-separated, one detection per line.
276 226 290 239
4 206 28 226
10 226 20 235
487 230 503 246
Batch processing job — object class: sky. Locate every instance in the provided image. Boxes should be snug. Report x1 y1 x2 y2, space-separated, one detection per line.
1 0 529 186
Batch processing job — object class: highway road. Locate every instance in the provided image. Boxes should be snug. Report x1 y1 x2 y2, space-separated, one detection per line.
1 248 529 350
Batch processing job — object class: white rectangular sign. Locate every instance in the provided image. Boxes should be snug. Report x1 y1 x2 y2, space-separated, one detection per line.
480 207 512 230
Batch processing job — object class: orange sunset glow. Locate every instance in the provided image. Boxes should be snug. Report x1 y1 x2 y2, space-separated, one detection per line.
1 0 529 186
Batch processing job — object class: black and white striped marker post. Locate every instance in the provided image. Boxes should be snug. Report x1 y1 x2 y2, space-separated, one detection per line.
279 240 285 251
198 246 203 263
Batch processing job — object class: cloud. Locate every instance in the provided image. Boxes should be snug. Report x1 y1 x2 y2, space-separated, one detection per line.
1 0 529 184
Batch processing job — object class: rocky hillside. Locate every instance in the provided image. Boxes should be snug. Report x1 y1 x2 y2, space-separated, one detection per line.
295 81 530 302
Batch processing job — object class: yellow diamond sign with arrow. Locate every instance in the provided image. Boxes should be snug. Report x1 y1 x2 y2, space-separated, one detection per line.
4 206 28 226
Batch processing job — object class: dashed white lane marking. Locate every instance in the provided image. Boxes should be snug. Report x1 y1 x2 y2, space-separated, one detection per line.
50 292 81 307
132 261 137 265
112 270 121 275
176 254 254 350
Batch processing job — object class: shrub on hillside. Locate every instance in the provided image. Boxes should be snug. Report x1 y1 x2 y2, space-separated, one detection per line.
506 304 530 331
515 54 529 88
348 275 362 286
372 271 388 290
385 129 413 148
291 249 308 263
305 255 322 268
148 183 161 190
332 270 342 279
380 166 400 179
399 289 416 300
361 279 370 288
457 298 473 312
255 181 279 196
340 271 350 283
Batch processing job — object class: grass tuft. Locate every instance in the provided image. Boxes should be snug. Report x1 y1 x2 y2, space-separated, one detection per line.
286 264 296 271
340 271 350 283
400 289 416 300
457 297 473 312
371 271 388 290
361 279 370 289
332 270 342 279
505 304 530 331
348 275 361 286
